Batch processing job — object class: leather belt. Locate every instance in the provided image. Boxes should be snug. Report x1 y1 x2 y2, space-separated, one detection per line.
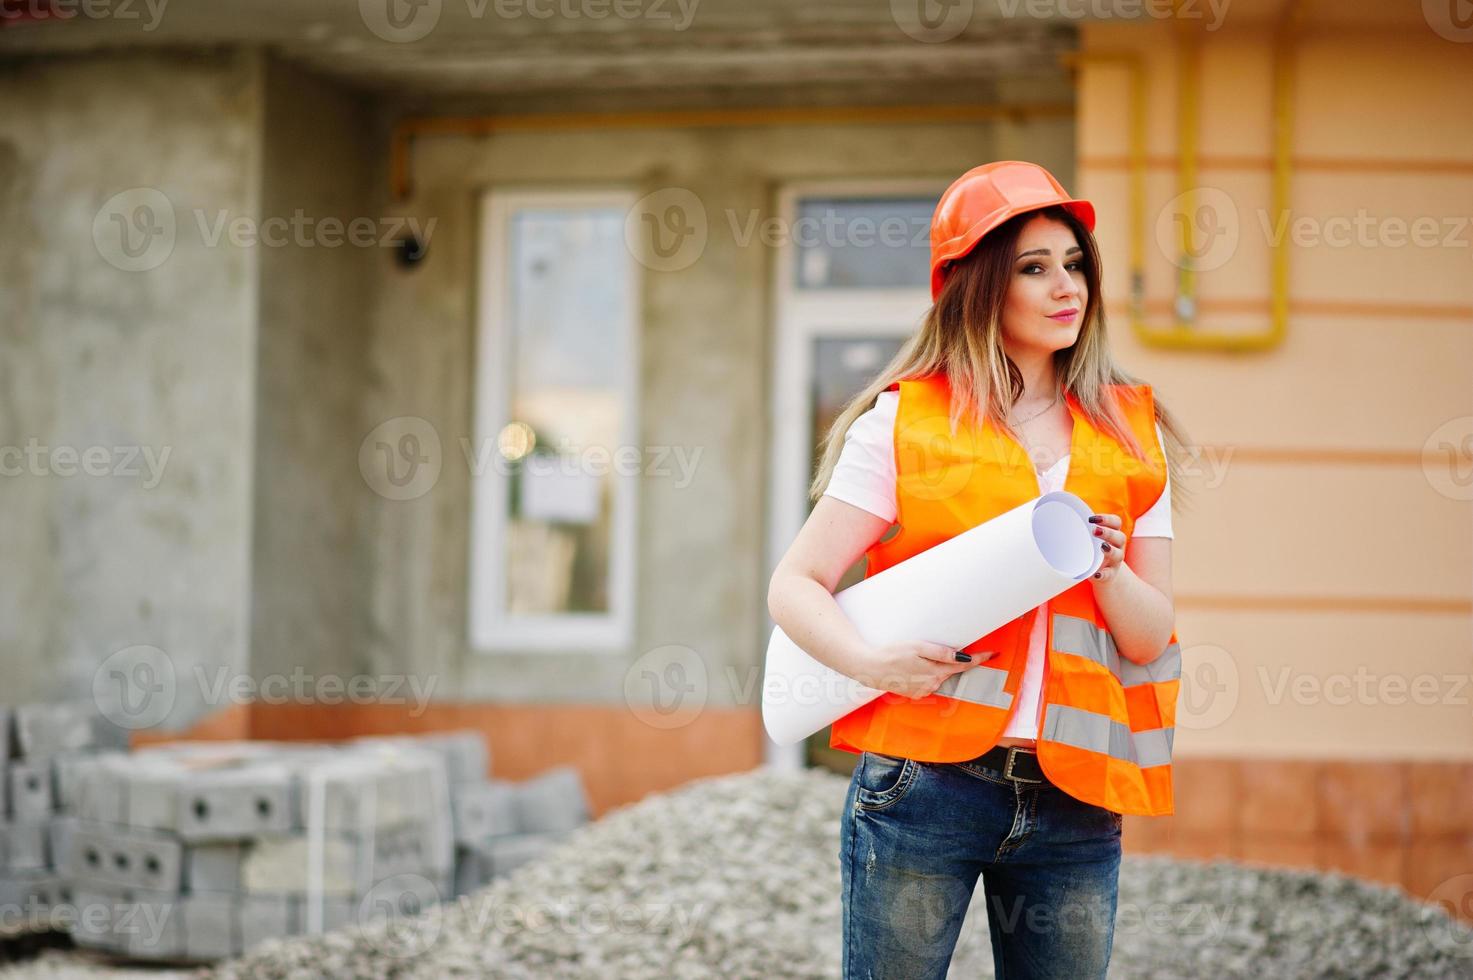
971 745 1046 784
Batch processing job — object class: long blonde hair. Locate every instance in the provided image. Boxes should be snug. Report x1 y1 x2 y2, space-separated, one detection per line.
808 205 1193 512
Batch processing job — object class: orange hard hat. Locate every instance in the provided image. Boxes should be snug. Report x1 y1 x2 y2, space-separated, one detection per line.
929 161 1095 301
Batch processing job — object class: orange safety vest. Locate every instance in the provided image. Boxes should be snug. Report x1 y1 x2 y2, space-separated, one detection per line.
830 374 1181 816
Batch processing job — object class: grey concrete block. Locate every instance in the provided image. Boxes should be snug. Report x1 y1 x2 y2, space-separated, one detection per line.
182 893 239 961
47 815 77 871
125 896 183 961
453 846 493 897
311 761 380 832
185 842 243 893
123 767 181 830
52 750 123 813
72 754 128 825
511 766 590 835
299 895 353 934
63 821 183 892
373 819 453 879
361 731 489 786
452 779 520 843
486 831 562 877
71 887 130 952
2 822 49 871
13 702 98 759
239 893 296 950
434 730 490 786
0 872 59 926
8 762 55 821
239 833 364 896
174 764 297 841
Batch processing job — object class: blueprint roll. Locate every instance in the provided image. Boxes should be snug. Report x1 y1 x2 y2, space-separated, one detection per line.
761 490 1107 747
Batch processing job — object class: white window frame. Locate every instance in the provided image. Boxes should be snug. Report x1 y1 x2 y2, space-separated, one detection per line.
763 179 945 766
468 187 640 653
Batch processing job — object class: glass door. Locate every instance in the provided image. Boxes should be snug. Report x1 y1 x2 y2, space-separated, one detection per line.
764 182 944 771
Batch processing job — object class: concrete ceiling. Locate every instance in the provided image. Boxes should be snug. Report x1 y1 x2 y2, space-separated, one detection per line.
0 0 1428 100
0 0 1083 96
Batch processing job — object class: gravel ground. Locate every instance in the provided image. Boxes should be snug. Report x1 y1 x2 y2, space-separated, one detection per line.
4 766 1470 979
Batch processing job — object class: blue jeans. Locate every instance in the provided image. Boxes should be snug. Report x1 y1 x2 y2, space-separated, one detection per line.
840 750 1123 980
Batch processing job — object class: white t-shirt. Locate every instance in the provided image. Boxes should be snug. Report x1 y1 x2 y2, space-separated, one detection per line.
821 389 1173 740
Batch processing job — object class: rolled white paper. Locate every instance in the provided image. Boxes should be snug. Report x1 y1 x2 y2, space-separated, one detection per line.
762 490 1106 746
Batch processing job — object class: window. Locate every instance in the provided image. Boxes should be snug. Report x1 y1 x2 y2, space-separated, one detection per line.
469 190 639 651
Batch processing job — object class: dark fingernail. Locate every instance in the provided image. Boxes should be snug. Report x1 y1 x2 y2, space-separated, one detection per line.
1094 572 1102 579
1102 542 1111 551
954 652 972 663
1088 516 1102 524
1094 528 1103 536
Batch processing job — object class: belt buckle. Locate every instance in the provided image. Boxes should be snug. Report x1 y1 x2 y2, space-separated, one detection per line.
1003 746 1041 783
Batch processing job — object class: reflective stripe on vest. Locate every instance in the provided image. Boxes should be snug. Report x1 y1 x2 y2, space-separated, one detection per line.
1041 703 1175 769
935 665 1013 709
1052 614 1182 687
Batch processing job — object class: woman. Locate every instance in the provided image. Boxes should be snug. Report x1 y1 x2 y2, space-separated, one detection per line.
766 161 1190 979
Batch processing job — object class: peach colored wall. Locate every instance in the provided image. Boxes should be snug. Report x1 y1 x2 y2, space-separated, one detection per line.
1079 10 1473 759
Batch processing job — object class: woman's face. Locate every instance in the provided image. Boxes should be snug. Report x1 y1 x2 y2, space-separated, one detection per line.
1000 214 1087 358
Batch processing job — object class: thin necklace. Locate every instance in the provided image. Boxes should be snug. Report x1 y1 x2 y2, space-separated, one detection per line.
1008 385 1060 427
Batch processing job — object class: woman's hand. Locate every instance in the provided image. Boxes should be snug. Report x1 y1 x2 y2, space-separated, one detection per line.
850 641 996 700
1088 513 1127 583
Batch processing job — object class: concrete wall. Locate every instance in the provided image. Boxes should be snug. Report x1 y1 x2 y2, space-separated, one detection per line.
0 50 264 723
1079 16 1473 758
356 85 1077 707
250 56 375 685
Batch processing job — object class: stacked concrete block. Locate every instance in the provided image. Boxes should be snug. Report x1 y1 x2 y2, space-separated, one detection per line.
58 738 457 962
0 701 127 938
336 731 593 898
449 762 592 897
